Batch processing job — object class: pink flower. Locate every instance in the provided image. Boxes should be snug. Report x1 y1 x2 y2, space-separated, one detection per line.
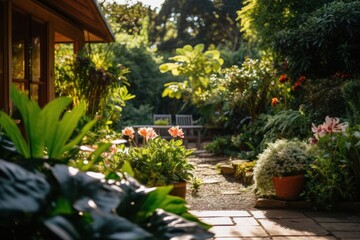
311 123 327 140
122 127 135 139
309 137 318 145
323 116 348 133
168 126 184 138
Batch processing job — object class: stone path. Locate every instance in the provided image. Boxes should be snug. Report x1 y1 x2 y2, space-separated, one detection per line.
191 209 360 239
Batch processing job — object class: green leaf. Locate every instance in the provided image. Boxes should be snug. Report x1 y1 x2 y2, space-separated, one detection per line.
91 211 152 239
10 85 43 158
44 216 81 240
62 119 97 156
81 142 111 171
0 159 50 219
0 113 29 157
121 160 135 177
41 97 72 158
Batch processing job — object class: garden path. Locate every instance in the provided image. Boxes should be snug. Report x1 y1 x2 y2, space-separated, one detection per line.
185 149 256 210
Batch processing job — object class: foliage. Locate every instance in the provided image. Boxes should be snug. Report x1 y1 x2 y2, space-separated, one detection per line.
261 109 310 146
154 118 170 126
101 127 194 187
234 161 256 186
152 0 243 51
0 159 213 239
160 44 224 105
205 135 239 156
190 177 203 194
238 0 333 51
273 1 360 77
55 48 134 120
102 36 181 126
231 114 268 160
0 86 96 160
201 58 279 124
304 116 358 206
253 139 313 196
342 79 360 125
100 0 155 37
301 77 349 123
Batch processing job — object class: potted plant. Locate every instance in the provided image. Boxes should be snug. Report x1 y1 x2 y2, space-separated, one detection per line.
111 126 194 198
253 138 313 200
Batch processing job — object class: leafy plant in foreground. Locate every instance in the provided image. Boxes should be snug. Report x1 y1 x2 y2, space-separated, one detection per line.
0 85 96 160
0 159 213 239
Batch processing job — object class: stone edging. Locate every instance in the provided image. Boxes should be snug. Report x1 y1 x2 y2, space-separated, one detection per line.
255 198 360 210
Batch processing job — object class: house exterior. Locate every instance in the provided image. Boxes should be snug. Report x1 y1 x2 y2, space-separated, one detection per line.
0 0 114 113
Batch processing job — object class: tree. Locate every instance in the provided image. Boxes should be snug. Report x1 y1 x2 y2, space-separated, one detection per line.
238 0 332 51
152 0 243 51
99 0 155 36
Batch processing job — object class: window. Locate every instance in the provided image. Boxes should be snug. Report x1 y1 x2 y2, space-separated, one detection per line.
12 9 46 106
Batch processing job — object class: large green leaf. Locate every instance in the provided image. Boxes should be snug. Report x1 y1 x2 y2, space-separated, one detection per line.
91 211 152 239
50 103 86 159
144 209 214 240
44 216 81 240
51 165 121 213
62 119 97 157
0 113 29 157
10 86 43 158
0 159 50 220
41 97 72 158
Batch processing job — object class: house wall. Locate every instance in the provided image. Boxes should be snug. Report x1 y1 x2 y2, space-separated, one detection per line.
0 0 86 113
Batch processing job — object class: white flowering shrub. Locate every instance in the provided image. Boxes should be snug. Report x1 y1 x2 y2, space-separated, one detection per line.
253 139 313 196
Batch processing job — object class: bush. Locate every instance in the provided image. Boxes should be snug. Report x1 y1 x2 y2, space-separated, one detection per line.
253 139 313 196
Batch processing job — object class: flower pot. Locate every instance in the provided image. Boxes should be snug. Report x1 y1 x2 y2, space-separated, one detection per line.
272 174 305 201
170 181 187 199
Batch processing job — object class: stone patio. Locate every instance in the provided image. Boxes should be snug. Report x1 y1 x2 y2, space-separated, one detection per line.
190 209 360 239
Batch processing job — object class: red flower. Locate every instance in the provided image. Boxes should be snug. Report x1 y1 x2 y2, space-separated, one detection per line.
298 75 306 83
271 97 279 106
292 82 301 91
279 74 289 84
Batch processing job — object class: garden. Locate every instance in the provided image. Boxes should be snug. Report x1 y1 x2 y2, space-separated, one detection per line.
1 0 360 239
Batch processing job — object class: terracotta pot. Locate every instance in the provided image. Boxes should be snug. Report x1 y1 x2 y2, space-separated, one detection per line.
272 174 305 201
169 181 187 199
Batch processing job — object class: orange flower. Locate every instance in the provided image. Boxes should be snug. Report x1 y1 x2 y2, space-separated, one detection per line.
147 128 158 140
168 126 184 138
122 127 135 139
138 127 148 138
138 127 158 141
271 97 279 106
279 74 289 84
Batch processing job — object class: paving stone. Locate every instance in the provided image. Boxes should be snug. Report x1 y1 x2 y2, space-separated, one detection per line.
251 210 307 219
191 210 251 217
198 217 233 226
306 211 360 223
232 217 259 225
259 218 329 236
318 222 360 232
215 238 271 240
210 225 268 238
272 237 336 240
221 191 242 195
203 179 220 184
331 231 360 239
197 163 213 168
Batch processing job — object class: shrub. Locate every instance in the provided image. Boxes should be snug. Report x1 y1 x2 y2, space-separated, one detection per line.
253 139 313 196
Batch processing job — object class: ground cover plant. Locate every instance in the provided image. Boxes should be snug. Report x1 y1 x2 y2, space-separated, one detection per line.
0 87 213 239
